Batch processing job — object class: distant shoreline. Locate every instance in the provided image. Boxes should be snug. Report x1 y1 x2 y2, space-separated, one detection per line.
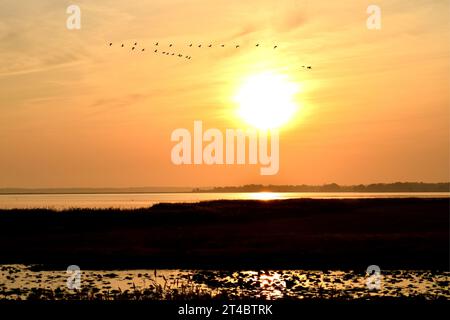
193 182 450 193
1 191 450 195
1 182 449 195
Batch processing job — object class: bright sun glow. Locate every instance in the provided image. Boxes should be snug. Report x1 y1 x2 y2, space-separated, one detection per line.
249 192 282 201
235 72 300 130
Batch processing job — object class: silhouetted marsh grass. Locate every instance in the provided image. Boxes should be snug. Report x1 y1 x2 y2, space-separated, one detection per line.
0 198 448 270
1 266 448 301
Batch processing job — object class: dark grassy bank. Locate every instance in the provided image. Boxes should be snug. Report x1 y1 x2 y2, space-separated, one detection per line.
0 198 448 270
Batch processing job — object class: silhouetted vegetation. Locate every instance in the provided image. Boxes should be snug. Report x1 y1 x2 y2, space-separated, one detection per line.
193 182 450 193
0 198 448 270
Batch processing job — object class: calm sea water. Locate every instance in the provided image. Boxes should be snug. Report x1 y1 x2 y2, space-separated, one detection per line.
0 192 448 210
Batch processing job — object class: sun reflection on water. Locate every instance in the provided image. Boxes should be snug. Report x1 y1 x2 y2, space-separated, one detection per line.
1 266 449 301
248 192 282 201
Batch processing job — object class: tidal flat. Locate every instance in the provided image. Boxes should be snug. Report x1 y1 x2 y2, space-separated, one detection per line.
0 265 448 301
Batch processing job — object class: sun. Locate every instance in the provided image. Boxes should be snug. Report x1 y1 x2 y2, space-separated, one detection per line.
234 72 300 130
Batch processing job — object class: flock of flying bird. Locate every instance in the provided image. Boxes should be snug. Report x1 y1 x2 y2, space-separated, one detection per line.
107 41 312 69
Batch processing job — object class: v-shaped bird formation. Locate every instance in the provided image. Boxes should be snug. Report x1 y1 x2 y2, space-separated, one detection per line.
107 41 312 69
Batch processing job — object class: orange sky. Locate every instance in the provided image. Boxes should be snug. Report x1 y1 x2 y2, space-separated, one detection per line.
0 0 449 188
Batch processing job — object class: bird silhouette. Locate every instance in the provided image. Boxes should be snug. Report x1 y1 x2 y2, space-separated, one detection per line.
166 52 169 55
274 45 278 49
154 49 158 53
178 54 183 57
236 45 240 48
162 51 166 54
109 43 112 46
169 44 173 47
142 48 145 52
155 42 159 46
189 44 193 47
256 44 259 47
172 53 175 55
198 44 202 48
221 44 225 47
121 44 124 47
132 47 135 50
307 66 311 69
208 44 212 47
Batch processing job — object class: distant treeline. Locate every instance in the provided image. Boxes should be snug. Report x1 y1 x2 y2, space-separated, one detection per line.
193 182 450 193
0 187 192 195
